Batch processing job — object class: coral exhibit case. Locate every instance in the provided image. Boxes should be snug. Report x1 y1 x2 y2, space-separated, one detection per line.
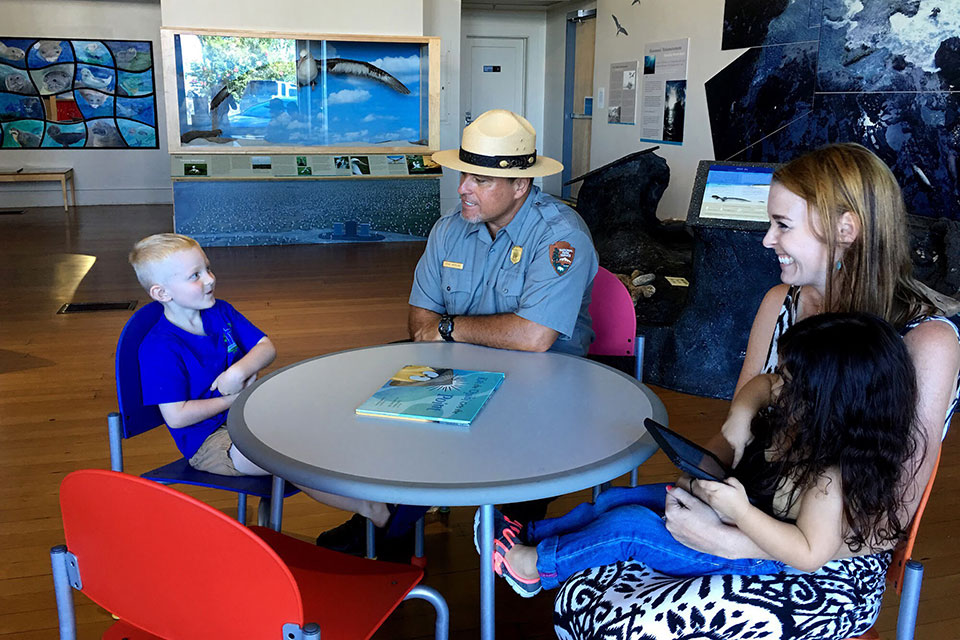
161 28 439 154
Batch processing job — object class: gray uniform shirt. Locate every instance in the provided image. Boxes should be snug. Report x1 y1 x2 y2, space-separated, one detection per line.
409 186 598 356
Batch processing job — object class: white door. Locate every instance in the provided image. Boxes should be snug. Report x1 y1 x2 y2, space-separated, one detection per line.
462 36 526 127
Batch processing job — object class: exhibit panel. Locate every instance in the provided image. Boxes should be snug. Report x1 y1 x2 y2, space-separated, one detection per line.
161 28 440 154
0 36 158 149
162 28 444 247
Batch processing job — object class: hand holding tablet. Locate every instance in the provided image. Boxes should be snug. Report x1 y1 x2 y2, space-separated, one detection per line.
643 418 734 482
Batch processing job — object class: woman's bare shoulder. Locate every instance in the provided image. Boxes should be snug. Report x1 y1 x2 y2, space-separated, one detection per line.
903 316 960 358
755 284 792 323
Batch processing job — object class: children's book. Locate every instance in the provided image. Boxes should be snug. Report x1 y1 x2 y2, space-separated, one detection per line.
356 365 505 426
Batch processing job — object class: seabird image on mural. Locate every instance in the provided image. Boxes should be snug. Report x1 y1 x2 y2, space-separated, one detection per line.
295 51 411 94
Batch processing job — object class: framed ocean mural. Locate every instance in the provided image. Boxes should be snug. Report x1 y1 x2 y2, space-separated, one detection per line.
161 28 439 154
0 37 158 149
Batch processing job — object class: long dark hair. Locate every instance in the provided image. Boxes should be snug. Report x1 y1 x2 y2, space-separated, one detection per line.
753 311 924 551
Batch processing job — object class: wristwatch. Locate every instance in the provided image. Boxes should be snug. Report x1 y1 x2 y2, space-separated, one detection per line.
438 314 456 342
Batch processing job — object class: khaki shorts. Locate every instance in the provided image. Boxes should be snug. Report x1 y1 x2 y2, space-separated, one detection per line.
187 427 244 476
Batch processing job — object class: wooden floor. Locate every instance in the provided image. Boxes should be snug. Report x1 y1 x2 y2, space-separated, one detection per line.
0 204 956 639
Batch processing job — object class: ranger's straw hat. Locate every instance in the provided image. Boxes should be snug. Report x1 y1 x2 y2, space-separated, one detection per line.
432 109 563 178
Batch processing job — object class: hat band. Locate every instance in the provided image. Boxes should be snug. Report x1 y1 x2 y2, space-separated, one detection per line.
459 147 537 170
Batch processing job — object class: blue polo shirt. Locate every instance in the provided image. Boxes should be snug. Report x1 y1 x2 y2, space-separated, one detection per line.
139 300 266 458
410 186 597 355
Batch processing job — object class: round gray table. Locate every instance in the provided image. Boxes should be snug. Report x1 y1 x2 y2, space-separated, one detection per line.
228 341 665 640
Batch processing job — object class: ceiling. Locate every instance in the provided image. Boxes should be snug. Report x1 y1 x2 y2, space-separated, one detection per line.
462 0 573 11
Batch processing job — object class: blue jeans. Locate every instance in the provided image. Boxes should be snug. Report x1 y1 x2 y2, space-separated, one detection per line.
528 484 784 589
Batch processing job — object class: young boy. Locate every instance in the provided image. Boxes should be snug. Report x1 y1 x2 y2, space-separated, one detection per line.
129 233 390 526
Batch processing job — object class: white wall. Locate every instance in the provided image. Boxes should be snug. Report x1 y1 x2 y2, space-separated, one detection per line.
423 0 461 215
460 9 546 191
0 0 172 207
590 0 740 219
161 0 424 35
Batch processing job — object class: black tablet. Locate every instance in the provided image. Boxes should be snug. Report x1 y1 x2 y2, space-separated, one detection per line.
643 418 733 482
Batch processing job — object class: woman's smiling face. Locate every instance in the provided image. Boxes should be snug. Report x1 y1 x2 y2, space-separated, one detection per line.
763 182 832 293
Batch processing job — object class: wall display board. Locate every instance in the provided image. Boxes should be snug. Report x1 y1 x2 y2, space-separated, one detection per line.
639 39 689 145
171 152 442 178
710 0 960 221
0 37 158 148
162 28 439 155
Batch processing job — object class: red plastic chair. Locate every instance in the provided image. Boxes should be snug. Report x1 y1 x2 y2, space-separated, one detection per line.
50 469 449 640
846 449 942 640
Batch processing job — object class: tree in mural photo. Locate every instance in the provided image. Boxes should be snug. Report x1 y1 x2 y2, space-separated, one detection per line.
183 35 295 118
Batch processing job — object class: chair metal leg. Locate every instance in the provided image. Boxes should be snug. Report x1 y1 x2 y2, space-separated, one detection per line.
50 546 77 640
415 516 425 558
896 560 924 640
269 475 284 531
366 518 376 559
404 584 450 640
107 413 124 473
592 482 612 501
257 497 270 527
236 493 247 524
635 336 644 382
630 468 638 487
479 504 495 640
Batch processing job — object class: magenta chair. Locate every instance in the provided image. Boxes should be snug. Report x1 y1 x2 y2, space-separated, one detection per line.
587 266 640 376
109 301 298 527
587 266 643 490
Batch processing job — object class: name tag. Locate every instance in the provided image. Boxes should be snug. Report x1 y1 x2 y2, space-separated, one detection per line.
442 260 464 270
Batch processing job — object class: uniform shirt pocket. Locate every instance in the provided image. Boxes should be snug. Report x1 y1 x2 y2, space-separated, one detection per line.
495 267 524 312
440 266 475 313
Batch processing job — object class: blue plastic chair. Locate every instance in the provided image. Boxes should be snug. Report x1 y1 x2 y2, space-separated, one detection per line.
108 301 298 526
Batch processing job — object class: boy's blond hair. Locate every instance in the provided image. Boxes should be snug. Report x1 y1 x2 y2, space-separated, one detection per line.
129 233 202 291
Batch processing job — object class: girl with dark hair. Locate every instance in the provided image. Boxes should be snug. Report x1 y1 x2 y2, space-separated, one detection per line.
481 312 923 598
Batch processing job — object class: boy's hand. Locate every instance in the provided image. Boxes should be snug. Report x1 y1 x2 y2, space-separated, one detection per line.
210 364 247 396
692 477 750 525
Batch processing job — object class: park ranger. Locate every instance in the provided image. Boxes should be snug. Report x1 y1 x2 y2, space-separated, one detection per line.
408 108 598 356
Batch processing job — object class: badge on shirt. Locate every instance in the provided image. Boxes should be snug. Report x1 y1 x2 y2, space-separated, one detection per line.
510 246 523 264
442 260 464 270
548 241 575 275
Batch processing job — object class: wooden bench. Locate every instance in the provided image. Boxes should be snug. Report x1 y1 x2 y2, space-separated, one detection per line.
0 167 76 211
